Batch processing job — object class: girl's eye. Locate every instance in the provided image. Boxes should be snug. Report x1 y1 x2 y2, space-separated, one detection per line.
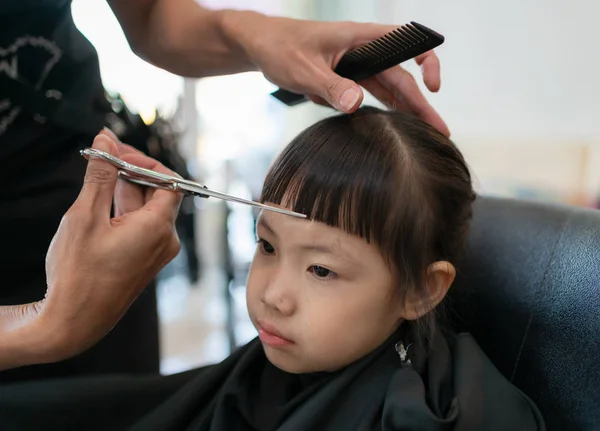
310 265 336 280
257 239 275 255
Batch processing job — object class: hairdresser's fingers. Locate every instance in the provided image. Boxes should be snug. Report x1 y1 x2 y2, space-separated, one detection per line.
376 66 426 116
310 76 411 112
98 129 146 158
76 134 120 220
376 67 450 137
116 142 146 157
120 152 182 222
305 62 365 113
415 51 441 92
99 127 120 143
307 94 332 108
96 129 144 216
114 152 164 216
361 77 411 112
114 177 145 217
99 128 147 158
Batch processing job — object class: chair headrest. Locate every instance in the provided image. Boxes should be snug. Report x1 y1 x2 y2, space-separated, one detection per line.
450 196 600 431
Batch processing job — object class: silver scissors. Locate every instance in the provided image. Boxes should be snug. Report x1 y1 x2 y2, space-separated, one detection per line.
80 148 306 219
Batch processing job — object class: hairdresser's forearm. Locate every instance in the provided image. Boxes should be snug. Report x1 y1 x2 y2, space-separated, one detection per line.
109 0 261 77
0 304 47 370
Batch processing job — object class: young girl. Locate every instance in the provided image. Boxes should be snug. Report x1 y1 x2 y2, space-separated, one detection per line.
0 107 544 430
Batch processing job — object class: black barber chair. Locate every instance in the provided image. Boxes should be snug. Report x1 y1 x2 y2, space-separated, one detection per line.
450 196 600 431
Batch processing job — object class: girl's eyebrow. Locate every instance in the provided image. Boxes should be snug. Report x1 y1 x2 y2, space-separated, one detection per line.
297 242 345 259
257 217 276 236
298 242 356 266
257 217 354 263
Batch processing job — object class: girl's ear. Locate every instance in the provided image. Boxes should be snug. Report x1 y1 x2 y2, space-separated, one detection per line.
402 261 456 320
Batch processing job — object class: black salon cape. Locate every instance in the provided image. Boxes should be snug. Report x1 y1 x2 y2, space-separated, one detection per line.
0 326 545 431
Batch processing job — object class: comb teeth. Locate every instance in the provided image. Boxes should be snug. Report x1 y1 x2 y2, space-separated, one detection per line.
342 22 432 64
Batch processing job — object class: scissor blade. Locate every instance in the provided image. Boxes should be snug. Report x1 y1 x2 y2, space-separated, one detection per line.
176 182 306 218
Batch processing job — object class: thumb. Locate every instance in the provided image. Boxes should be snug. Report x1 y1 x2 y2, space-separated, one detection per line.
77 134 119 217
316 71 364 113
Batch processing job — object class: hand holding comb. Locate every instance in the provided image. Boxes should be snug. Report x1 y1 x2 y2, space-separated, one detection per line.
271 21 444 106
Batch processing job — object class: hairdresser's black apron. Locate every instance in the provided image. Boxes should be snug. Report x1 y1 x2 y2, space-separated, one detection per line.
0 0 159 382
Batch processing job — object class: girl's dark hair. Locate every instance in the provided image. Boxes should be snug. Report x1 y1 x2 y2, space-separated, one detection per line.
260 106 476 342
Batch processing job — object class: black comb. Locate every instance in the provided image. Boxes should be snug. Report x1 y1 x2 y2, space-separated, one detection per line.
271 21 444 106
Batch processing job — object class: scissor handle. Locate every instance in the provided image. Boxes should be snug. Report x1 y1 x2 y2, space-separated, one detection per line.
118 171 175 191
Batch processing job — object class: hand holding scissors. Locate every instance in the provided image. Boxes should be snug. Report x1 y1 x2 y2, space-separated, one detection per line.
81 148 306 219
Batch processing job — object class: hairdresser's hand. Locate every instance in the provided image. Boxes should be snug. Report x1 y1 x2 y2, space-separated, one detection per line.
228 12 449 136
0 133 181 370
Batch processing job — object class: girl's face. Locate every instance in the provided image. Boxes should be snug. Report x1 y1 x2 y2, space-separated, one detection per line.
246 207 405 374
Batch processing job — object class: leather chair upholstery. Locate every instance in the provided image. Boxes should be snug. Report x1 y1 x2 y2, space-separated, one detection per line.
450 196 600 431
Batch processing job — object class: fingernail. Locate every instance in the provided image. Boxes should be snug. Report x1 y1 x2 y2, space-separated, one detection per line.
340 88 360 111
102 127 120 143
93 134 112 152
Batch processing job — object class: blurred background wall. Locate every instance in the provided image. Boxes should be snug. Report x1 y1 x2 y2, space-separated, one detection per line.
72 0 600 374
